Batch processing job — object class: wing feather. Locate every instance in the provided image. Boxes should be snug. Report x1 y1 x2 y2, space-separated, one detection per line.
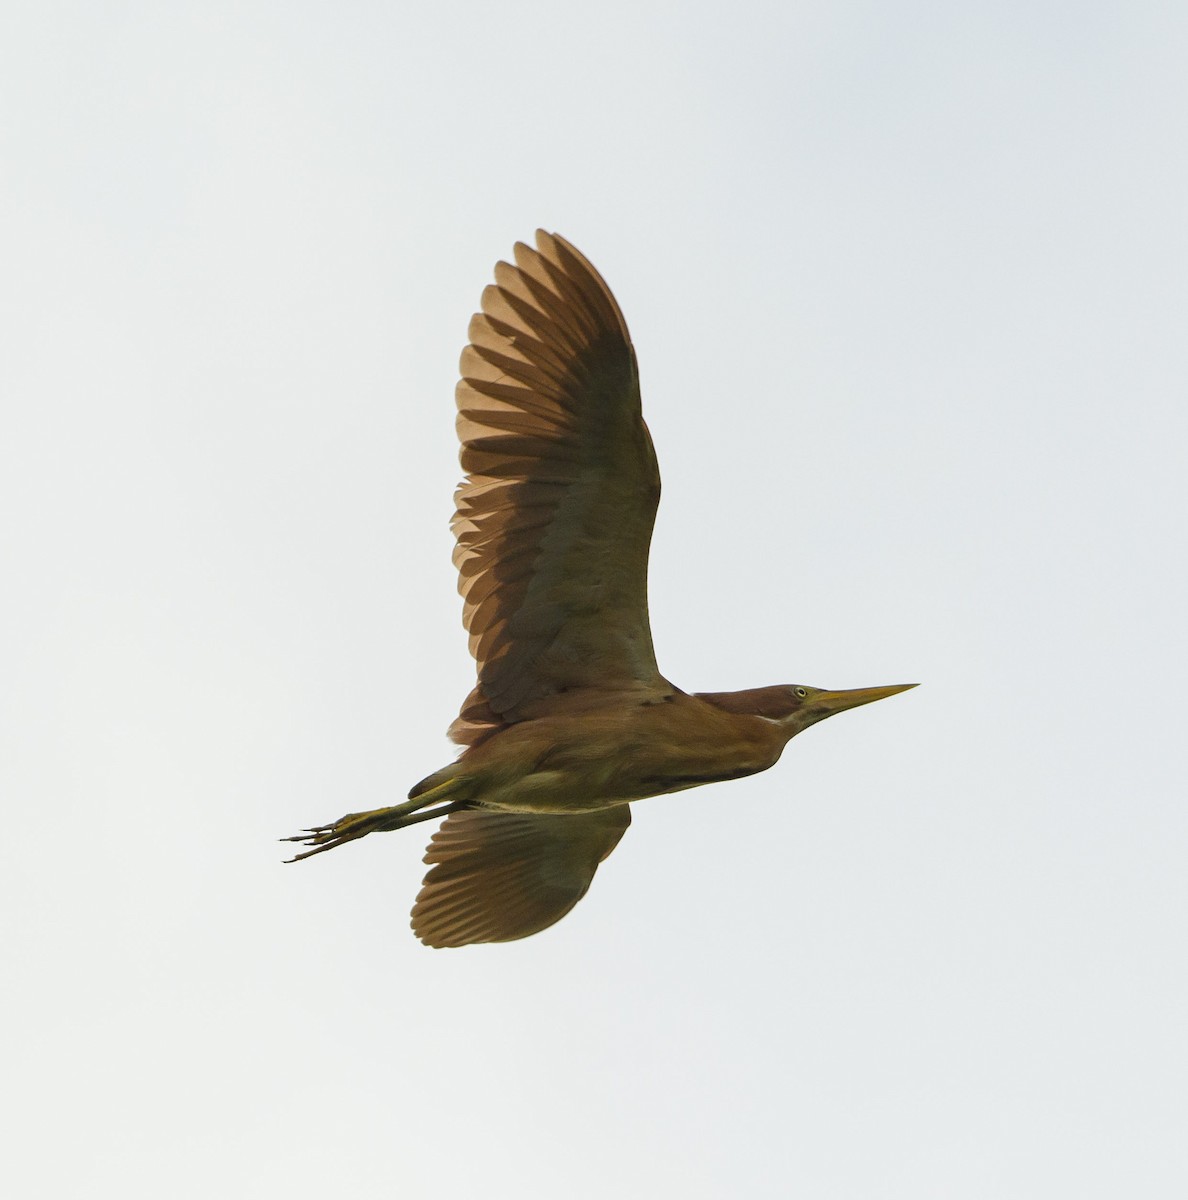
411 806 631 948
450 231 665 744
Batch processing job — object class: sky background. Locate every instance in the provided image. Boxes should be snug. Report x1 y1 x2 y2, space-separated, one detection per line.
3 2 1187 1196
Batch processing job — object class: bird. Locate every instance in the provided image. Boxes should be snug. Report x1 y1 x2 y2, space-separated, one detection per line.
285 230 915 948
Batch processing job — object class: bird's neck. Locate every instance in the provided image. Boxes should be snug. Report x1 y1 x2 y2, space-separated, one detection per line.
695 686 797 721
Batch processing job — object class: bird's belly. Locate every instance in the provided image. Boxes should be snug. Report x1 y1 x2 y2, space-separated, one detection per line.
475 768 635 814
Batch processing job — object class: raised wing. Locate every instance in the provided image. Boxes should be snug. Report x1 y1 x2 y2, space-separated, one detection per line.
410 806 631 947
450 231 665 745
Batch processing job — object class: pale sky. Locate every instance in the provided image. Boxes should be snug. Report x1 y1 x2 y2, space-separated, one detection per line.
3 3 1187 1197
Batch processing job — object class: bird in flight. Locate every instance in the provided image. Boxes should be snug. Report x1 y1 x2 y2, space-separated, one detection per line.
286 231 915 948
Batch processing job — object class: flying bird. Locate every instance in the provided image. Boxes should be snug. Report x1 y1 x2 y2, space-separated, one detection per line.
286 231 915 947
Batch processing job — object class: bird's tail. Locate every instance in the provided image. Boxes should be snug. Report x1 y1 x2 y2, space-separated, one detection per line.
408 763 471 801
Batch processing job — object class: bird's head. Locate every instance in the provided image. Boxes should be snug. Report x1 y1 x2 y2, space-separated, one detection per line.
699 682 917 740
773 682 918 737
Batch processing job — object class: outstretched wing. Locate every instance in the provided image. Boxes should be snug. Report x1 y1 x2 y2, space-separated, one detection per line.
411 806 631 948
450 231 665 745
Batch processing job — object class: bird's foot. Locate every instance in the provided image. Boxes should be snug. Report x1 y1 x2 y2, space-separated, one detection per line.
282 806 406 862
283 779 473 863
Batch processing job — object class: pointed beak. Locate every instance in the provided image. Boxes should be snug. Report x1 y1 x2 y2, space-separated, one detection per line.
814 682 918 715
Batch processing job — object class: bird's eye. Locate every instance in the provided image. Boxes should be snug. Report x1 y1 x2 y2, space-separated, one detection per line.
794 687 807 698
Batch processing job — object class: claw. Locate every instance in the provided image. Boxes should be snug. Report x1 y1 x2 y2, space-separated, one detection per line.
281 816 369 862
283 838 345 863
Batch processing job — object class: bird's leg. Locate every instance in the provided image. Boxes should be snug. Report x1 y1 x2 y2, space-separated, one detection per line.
283 777 469 863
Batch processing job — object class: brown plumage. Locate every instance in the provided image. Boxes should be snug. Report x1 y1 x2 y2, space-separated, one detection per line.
449 233 662 743
285 231 915 948
410 807 630 949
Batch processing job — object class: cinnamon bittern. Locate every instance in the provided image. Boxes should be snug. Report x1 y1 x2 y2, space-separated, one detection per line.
285 231 915 948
